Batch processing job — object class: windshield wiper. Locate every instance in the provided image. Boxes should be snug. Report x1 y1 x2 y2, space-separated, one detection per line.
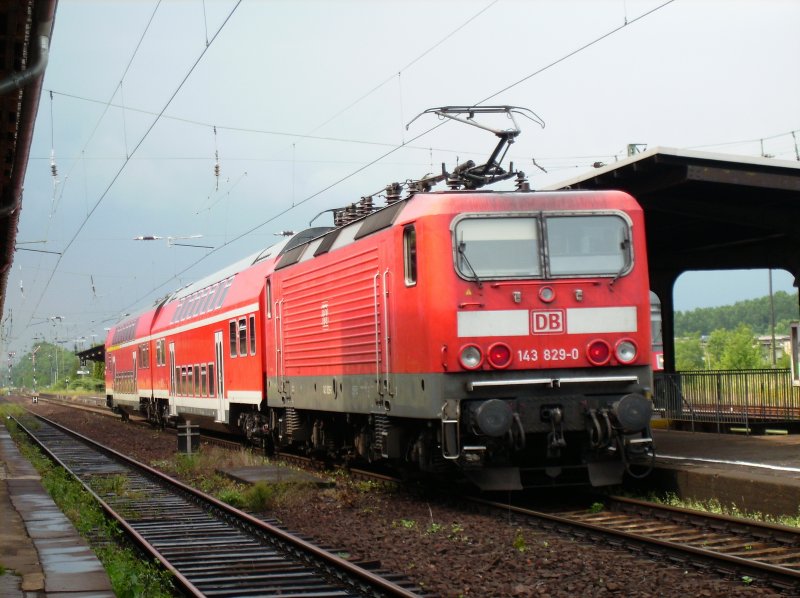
458 241 483 288
609 238 631 290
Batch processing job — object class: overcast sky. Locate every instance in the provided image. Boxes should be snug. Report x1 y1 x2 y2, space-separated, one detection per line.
4 0 799 356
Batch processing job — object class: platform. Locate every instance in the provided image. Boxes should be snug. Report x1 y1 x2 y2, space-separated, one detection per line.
647 428 800 518
0 421 114 597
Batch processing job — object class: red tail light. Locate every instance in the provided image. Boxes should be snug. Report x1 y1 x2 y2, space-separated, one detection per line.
487 343 512 369
586 339 611 365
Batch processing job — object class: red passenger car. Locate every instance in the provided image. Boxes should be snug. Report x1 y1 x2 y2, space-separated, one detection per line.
106 107 655 489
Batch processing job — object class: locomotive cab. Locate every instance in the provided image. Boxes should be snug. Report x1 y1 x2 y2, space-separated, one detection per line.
399 193 656 489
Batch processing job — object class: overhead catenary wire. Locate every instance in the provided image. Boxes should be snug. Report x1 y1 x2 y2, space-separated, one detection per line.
302 0 500 137
43 89 473 154
20 0 243 338
11 0 166 344
44 1 506 321
15 0 794 348
116 0 686 317
474 0 677 106
118 118 449 315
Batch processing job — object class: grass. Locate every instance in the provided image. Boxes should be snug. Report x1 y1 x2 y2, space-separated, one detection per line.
153 445 319 512
512 529 528 552
639 491 800 528
2 413 176 597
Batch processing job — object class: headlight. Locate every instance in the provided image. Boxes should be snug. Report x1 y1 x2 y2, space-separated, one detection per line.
615 339 638 364
538 286 555 303
459 344 483 370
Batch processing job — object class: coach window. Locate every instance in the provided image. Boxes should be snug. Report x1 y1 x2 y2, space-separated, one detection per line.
196 290 208 315
403 225 417 286
200 287 214 314
180 367 187 396
203 284 217 313
187 296 197 319
187 366 194 396
200 364 208 396
249 314 256 355
208 363 215 397
188 293 200 318
175 366 181 394
238 317 248 356
215 279 232 310
229 320 237 357
193 292 204 317
194 364 200 395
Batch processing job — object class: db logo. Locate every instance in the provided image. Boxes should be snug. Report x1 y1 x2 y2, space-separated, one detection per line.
532 310 564 334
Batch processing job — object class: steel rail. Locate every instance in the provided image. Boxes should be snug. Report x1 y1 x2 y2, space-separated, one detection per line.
14 413 422 597
468 494 800 593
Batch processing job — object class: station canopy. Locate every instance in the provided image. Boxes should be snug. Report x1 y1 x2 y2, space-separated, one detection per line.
549 147 800 370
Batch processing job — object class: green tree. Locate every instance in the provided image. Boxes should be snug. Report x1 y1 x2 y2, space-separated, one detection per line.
674 334 705 370
718 325 765 370
674 291 799 337
705 329 729 370
11 342 81 390
92 360 105 380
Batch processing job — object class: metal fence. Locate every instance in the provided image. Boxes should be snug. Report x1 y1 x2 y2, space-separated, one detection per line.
653 368 800 432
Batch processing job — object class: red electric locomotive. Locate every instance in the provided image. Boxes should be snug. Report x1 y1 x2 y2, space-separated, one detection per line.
106 107 655 489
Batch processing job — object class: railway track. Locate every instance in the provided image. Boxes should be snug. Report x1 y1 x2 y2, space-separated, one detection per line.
12 412 424 597
27 393 246 450
470 493 800 593
18 393 799 593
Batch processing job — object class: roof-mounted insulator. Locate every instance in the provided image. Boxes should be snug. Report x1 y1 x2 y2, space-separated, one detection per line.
357 196 374 216
334 203 359 226
385 182 403 205
333 207 346 227
515 170 530 191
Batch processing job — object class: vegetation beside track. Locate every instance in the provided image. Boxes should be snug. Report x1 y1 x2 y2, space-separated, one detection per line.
0 404 175 597
624 489 800 528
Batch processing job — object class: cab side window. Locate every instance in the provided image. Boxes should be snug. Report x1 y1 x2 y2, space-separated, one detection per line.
403 225 417 286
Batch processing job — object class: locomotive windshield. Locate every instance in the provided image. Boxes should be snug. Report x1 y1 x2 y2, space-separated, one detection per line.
546 215 629 276
456 217 541 278
454 213 631 280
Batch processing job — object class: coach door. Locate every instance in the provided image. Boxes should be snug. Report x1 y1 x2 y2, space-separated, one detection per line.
110 355 115 394
168 342 176 416
132 351 137 396
214 331 225 422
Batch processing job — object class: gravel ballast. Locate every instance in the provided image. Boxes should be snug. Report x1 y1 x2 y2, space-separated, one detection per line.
17 399 783 597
